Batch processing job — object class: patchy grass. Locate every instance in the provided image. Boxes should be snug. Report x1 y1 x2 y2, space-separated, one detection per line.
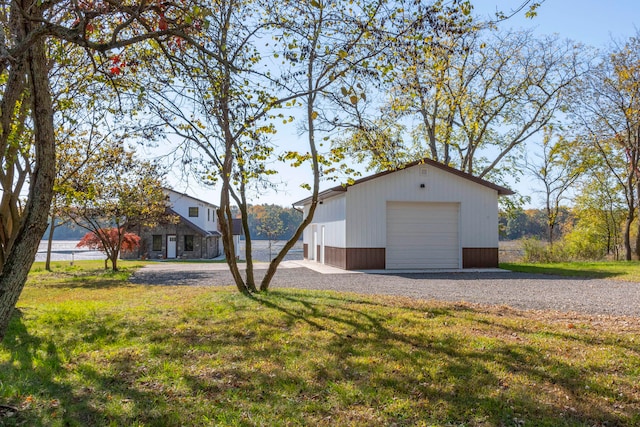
28 260 147 288
1 261 639 426
501 261 640 282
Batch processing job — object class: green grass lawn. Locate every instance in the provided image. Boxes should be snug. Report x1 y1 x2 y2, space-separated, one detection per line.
501 261 640 282
1 261 639 426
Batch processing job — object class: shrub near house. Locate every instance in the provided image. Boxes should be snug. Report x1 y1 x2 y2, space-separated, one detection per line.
77 228 141 269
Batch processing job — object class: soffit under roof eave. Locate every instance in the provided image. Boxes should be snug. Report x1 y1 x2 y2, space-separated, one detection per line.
292 188 347 206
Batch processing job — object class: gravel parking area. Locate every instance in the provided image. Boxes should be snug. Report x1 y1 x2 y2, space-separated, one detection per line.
130 262 640 317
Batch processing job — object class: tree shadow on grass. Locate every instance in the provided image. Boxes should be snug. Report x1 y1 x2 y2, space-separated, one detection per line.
1 309 103 426
246 292 640 426
0 310 199 426
3 290 639 426
27 270 137 290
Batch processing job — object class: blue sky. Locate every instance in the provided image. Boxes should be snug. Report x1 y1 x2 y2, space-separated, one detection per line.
480 0 638 47
171 0 640 208
476 0 639 206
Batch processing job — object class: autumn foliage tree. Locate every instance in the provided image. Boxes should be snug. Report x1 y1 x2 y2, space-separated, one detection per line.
60 143 170 271
0 0 203 339
0 0 194 329
247 204 302 240
572 33 640 260
141 0 493 294
45 40 121 270
77 229 141 270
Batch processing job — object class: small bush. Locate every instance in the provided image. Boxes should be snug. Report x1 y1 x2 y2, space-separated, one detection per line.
563 226 609 261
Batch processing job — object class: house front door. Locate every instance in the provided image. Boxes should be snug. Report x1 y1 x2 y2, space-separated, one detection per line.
167 235 177 258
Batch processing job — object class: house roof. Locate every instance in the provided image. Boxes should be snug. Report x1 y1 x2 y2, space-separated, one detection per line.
293 158 515 206
164 187 219 209
169 208 221 237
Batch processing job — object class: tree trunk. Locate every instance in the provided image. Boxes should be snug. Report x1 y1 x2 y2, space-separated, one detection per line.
624 212 633 261
0 61 28 270
636 181 640 259
45 213 56 271
0 25 56 341
216 12 255 295
236 178 255 290
110 253 118 271
260 48 321 292
219 204 250 293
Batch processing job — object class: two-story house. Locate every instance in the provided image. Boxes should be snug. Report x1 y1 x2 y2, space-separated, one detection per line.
128 188 222 260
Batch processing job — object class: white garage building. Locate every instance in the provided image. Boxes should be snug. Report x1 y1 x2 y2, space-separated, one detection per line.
294 159 513 270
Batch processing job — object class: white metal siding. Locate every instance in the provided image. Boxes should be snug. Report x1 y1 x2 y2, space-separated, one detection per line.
166 189 219 231
346 164 498 248
302 195 346 248
386 202 460 269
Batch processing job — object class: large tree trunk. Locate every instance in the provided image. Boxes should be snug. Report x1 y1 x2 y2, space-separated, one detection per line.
0 24 56 340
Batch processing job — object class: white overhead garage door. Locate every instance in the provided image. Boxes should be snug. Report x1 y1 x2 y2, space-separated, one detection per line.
386 202 460 269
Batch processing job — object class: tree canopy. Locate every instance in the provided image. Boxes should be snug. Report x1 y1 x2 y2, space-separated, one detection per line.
0 0 200 338
0 0 629 342
60 143 170 270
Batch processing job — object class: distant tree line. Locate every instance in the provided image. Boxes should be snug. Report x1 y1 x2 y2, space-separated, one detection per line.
44 223 85 240
500 205 626 262
245 205 302 241
500 208 572 241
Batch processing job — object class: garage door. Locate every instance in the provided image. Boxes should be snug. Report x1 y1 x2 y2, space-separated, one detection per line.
386 202 460 269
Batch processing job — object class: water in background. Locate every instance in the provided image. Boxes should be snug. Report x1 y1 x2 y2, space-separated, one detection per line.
239 240 303 262
37 240 304 263
35 240 105 262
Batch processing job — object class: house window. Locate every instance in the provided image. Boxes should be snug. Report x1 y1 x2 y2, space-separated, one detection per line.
189 207 199 217
208 208 210 221
184 235 194 251
152 235 162 251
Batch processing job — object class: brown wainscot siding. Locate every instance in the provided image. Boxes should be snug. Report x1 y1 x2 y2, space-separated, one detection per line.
306 246 386 270
324 246 347 270
346 248 385 270
462 248 498 268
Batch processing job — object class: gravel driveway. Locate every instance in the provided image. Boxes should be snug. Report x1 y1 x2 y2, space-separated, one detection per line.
130 262 640 317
